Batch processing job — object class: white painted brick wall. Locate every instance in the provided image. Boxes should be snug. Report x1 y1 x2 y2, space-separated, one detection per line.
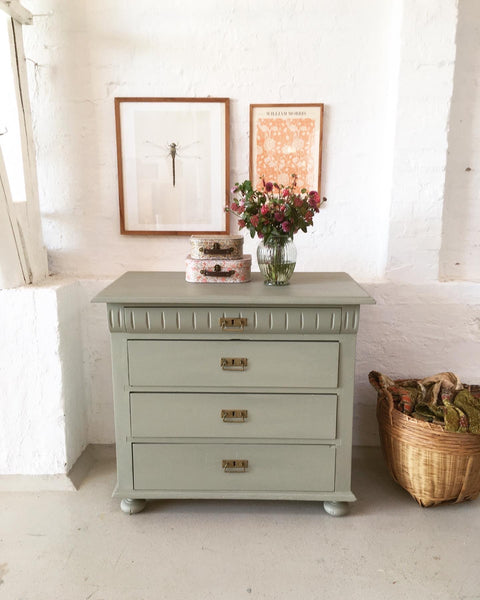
386 0 458 282
440 0 480 281
22 0 394 282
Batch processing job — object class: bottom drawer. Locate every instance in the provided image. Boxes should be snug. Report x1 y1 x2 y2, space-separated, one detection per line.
133 443 335 492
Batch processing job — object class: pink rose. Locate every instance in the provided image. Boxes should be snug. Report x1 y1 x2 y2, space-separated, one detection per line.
305 210 314 222
260 204 269 216
308 191 320 208
265 182 274 192
250 214 260 228
238 219 246 229
257 232 264 239
294 196 303 208
231 202 239 212
282 189 290 198
274 212 284 222
281 221 291 233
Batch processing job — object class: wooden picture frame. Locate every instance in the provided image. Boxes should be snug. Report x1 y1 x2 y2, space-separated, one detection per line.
115 97 230 235
250 103 324 193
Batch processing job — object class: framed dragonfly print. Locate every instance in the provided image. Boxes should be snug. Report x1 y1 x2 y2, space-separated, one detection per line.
115 97 230 234
250 103 323 193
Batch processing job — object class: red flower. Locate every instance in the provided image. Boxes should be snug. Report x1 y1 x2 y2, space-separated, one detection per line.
250 214 260 228
274 212 284 222
265 182 274 192
305 210 314 222
294 196 303 208
281 221 291 233
282 189 290 198
260 204 269 216
231 202 239 212
308 191 320 209
238 219 246 229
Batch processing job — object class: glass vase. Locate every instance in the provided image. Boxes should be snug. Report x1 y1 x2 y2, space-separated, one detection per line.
257 237 297 286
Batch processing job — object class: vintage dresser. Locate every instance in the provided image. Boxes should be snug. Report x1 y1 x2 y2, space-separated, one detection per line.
93 271 374 516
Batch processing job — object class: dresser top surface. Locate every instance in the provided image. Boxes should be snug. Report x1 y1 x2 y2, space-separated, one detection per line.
92 272 374 306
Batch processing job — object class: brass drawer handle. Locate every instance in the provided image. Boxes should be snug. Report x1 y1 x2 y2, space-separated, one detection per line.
200 265 235 277
199 243 234 256
219 317 247 331
220 357 248 371
222 459 248 473
221 409 248 422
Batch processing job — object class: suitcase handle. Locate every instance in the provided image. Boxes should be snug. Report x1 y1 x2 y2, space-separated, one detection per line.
199 242 234 256
200 265 235 277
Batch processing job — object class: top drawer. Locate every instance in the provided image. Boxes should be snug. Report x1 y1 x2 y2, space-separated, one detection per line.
127 340 339 389
122 306 341 335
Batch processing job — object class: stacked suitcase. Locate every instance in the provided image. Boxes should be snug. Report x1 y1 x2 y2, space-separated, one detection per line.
185 235 251 283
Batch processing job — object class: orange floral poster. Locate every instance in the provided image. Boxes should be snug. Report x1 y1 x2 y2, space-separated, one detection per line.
250 104 323 193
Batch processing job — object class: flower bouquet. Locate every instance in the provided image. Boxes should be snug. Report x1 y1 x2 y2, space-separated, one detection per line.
227 175 325 285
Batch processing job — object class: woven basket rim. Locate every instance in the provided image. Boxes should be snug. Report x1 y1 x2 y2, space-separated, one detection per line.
377 394 480 451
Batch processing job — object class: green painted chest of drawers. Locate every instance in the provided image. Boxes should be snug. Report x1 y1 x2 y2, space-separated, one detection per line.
93 271 374 515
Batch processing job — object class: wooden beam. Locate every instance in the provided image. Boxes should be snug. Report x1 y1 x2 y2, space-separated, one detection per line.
9 18 48 282
0 149 29 287
0 0 33 25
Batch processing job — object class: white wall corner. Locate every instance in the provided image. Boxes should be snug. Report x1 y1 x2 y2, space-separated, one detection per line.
0 278 90 476
55 280 89 471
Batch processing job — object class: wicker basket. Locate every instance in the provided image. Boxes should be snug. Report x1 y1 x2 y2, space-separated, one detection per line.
376 386 480 507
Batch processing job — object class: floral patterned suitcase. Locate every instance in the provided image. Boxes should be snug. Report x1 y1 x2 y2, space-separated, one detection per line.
190 235 244 260
185 254 251 283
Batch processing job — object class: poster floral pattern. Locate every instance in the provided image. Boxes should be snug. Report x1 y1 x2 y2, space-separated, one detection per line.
255 117 316 189
250 105 323 193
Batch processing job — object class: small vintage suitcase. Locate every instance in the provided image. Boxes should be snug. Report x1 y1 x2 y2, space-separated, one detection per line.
190 235 244 260
185 254 251 283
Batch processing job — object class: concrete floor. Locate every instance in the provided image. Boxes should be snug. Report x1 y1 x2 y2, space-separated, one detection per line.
0 447 479 600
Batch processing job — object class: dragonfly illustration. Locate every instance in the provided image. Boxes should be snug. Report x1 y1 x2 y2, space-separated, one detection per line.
144 140 200 187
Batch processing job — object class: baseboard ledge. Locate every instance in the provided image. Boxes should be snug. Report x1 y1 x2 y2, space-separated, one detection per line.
0 444 115 492
0 473 77 492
